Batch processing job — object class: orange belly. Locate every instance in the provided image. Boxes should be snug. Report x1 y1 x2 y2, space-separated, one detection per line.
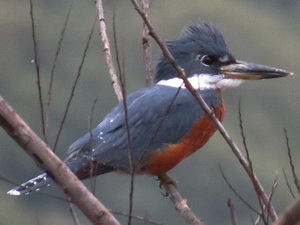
141 97 225 176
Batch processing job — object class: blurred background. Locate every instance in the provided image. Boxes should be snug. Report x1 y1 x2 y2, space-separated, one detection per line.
1 0 300 224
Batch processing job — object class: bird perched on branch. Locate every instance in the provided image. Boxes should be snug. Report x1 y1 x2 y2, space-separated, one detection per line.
8 21 292 196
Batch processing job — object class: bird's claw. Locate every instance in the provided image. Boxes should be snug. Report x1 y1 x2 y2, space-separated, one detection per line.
157 173 178 189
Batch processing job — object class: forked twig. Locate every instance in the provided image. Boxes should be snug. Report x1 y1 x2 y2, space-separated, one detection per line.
238 101 268 223
46 4 73 138
220 165 259 214
53 15 97 152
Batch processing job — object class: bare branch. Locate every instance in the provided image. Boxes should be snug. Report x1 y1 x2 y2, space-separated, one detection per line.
0 96 120 225
110 9 135 224
130 0 278 220
95 0 123 101
118 55 135 225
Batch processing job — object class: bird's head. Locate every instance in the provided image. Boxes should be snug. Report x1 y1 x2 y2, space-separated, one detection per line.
155 22 292 89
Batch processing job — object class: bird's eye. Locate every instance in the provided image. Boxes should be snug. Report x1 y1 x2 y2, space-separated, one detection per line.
197 55 214 67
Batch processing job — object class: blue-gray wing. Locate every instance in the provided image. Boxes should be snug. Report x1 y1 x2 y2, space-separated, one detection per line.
64 85 222 177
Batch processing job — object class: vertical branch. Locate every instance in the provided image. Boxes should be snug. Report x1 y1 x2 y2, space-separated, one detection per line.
142 0 154 86
95 0 123 102
111 8 135 224
29 0 47 143
95 1 136 223
120 66 135 225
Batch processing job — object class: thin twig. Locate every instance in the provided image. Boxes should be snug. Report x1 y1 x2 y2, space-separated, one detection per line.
88 98 99 195
284 129 300 194
282 168 296 199
238 101 267 222
29 0 47 143
46 4 73 139
130 0 278 220
266 173 279 223
118 52 135 225
227 199 239 225
112 9 122 81
53 16 97 152
95 0 123 101
110 210 163 225
111 8 135 225
255 172 279 225
220 165 259 214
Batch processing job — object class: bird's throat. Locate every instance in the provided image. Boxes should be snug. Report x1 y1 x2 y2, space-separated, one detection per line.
157 74 244 90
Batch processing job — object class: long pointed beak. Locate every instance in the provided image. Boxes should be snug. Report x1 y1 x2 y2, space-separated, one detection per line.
220 60 293 80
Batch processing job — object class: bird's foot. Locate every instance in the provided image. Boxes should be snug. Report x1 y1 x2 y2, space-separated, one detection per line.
157 173 177 189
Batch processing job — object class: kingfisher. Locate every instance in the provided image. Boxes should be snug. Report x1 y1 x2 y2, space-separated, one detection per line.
7 21 292 196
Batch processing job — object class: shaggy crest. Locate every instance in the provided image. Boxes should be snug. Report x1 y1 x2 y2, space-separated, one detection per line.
155 21 231 82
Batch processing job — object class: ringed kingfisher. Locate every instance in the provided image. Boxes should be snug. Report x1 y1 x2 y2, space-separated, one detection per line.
7 21 292 196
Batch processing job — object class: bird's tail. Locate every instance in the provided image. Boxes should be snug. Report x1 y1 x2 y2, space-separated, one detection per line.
7 173 53 196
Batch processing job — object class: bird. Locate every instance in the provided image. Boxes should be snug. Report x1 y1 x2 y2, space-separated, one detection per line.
7 21 292 196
